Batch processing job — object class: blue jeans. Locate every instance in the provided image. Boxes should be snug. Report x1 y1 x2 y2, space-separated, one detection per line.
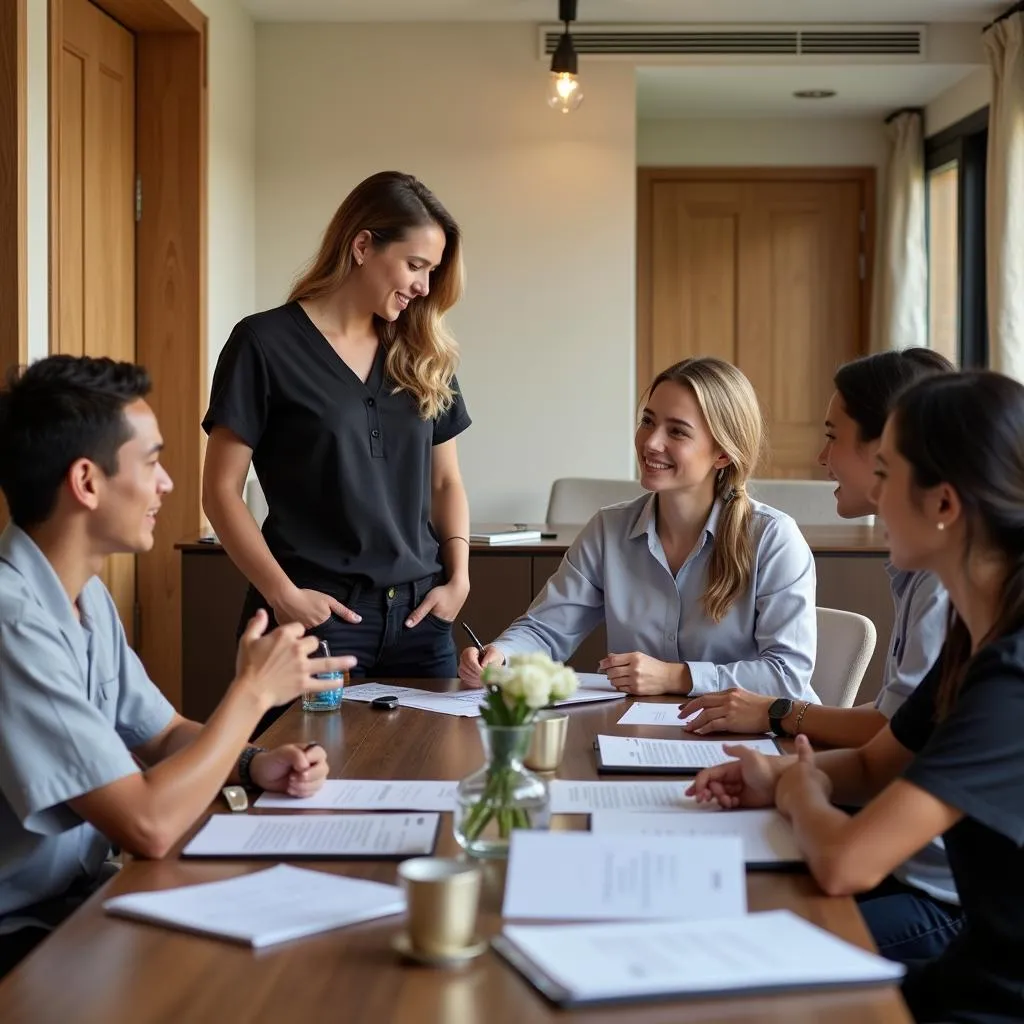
240 573 458 736
857 875 963 965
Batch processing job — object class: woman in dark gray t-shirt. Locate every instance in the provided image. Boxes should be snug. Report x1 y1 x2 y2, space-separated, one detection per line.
690 370 1024 1024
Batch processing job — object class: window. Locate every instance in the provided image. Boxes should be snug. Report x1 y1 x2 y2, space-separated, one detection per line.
925 108 988 368
927 161 960 364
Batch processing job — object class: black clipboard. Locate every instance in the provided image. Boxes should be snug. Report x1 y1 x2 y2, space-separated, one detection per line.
181 812 441 861
593 736 782 776
491 933 901 1009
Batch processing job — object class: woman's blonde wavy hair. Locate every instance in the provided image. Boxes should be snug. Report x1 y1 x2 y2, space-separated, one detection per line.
288 171 464 420
643 357 767 622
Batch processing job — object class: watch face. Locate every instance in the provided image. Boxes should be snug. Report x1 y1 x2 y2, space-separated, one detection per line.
768 698 793 720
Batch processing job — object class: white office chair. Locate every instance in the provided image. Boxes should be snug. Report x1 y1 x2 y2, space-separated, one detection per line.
811 607 877 708
545 477 647 525
747 479 874 527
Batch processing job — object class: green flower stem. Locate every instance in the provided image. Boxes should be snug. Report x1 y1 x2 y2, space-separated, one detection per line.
462 762 532 842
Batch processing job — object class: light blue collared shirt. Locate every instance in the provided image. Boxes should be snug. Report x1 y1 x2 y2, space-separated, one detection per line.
492 494 818 700
0 525 175 921
875 565 958 906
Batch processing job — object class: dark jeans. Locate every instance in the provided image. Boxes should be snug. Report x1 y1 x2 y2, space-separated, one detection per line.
0 863 119 978
240 573 458 736
857 874 963 965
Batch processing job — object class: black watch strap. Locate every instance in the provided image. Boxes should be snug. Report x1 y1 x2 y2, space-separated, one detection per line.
768 699 794 738
237 745 267 789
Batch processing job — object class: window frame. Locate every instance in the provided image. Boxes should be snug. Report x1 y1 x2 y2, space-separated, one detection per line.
925 107 988 369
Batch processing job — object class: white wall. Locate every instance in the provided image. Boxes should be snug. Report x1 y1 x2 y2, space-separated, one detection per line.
637 117 889 171
22 0 256 386
925 67 991 137
255 24 637 521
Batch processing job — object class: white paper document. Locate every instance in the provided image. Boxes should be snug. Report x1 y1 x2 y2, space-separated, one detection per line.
254 779 458 812
341 683 429 703
590 809 803 866
574 672 617 690
183 813 439 858
616 703 701 727
493 909 905 1007
342 683 622 718
597 734 779 773
502 831 746 922
549 780 695 814
103 864 405 948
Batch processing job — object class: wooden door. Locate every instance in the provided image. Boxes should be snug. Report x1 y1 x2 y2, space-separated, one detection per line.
53 0 137 639
639 171 872 479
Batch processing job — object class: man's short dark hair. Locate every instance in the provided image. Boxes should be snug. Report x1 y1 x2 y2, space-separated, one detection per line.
0 355 152 528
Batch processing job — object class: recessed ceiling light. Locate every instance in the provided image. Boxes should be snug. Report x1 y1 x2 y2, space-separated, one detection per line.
793 89 837 99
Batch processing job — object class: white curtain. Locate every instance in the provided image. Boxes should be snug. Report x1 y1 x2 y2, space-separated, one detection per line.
871 110 927 352
985 12 1024 380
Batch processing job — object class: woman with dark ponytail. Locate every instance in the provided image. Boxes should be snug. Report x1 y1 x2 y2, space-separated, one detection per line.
690 370 1024 1023
683 348 961 964
459 357 817 704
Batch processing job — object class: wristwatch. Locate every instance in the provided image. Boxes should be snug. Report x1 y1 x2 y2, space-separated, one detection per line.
237 744 267 789
767 698 794 737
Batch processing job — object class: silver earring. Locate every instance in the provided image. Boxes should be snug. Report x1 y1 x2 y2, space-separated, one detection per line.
937 522 945 531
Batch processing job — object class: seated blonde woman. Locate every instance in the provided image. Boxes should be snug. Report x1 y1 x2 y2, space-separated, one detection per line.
460 357 818 700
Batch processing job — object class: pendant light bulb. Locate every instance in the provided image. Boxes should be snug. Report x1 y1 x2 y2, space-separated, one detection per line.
547 1 583 114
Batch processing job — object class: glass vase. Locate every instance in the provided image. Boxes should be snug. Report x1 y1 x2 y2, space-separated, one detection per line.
453 721 550 859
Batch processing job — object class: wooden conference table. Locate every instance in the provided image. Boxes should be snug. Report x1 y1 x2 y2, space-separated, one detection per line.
0 682 911 1024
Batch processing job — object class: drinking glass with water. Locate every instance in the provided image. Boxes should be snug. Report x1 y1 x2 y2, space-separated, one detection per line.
302 639 346 712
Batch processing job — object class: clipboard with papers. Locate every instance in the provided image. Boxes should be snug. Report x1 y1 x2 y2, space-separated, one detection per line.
491 911 905 1009
594 734 782 775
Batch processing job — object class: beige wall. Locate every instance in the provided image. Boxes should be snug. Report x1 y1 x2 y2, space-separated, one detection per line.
254 24 638 522
638 117 889 171
196 0 257 392
23 0 257 386
925 67 991 137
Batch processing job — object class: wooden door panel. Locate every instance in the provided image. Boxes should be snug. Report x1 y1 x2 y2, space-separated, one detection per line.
642 173 868 481
650 182 740 373
55 0 136 639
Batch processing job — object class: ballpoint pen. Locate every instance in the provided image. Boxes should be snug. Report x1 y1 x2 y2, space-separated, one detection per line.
461 621 485 652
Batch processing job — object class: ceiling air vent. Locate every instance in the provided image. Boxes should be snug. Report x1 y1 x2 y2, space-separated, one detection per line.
799 30 923 55
539 24 926 61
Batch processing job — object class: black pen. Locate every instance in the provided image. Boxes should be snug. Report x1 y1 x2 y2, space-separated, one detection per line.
461 621 485 652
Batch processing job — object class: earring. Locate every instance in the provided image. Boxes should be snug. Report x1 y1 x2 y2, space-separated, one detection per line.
937 522 945 531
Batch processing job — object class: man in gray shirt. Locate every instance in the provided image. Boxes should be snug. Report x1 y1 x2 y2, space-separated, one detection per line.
0 356 354 975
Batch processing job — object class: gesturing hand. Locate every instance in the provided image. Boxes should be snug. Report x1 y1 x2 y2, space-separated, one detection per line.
598 651 687 695
459 644 505 687
686 743 792 810
680 688 774 735
249 743 329 799
271 585 361 631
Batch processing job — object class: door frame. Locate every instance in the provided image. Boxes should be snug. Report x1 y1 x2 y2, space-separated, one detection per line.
0 0 28 388
636 166 876 398
46 0 207 708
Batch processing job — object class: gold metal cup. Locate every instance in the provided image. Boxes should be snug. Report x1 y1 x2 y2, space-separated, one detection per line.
397 857 482 956
524 710 569 772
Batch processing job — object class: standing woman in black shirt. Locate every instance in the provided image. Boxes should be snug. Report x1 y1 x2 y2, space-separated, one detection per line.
689 371 1024 1024
202 171 472 681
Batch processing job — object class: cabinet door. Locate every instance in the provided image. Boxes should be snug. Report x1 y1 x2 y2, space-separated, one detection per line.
181 552 249 721
461 555 534 651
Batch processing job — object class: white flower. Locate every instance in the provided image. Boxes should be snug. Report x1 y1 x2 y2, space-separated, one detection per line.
484 651 579 714
550 667 579 701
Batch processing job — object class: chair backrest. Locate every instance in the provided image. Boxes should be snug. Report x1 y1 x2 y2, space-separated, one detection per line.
545 477 647 525
811 606 878 707
747 478 874 527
